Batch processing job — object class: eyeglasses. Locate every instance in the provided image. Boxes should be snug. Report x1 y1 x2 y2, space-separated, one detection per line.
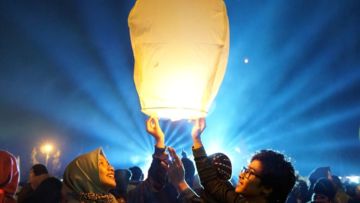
240 167 262 179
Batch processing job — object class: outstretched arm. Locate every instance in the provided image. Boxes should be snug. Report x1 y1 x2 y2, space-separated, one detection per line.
167 147 202 203
146 117 165 148
191 118 246 203
145 117 168 191
191 118 206 149
167 147 188 192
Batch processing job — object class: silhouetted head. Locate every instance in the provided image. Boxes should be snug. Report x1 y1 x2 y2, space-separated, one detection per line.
309 167 332 186
181 153 195 187
290 178 309 202
111 169 132 198
129 166 144 181
331 175 343 190
31 164 48 176
312 178 336 203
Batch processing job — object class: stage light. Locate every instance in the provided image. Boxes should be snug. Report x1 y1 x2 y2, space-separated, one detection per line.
244 58 249 64
40 143 54 167
129 0 229 120
347 176 360 184
40 143 53 154
130 155 141 165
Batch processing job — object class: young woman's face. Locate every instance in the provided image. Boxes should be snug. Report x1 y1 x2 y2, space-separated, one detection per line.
235 160 266 196
98 154 116 189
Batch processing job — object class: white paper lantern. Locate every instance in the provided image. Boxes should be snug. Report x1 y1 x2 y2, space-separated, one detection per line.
128 0 229 120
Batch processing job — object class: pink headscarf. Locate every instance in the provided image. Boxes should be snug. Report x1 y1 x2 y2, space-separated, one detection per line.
0 150 19 203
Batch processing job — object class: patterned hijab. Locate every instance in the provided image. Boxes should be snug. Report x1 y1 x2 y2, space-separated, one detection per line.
0 150 19 203
63 148 116 203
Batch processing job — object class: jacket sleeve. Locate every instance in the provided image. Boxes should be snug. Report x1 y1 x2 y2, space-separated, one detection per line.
178 188 204 203
147 145 169 191
192 146 247 203
127 146 169 203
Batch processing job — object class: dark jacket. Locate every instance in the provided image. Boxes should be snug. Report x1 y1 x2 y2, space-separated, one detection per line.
127 146 179 203
189 146 248 203
23 177 62 203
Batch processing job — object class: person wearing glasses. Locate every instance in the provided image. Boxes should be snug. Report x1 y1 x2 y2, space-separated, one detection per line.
168 118 296 203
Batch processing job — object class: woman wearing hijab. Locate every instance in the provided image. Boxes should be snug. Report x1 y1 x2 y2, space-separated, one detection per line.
62 148 117 203
0 150 19 203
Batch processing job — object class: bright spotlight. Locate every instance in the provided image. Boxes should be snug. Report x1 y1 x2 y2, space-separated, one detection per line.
347 176 360 184
39 143 54 167
244 58 249 64
130 155 141 165
40 143 53 154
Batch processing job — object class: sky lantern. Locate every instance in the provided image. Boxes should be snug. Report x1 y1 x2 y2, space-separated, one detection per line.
128 0 229 120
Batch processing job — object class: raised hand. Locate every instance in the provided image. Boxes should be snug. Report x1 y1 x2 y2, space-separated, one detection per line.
167 147 188 192
191 118 206 149
146 117 165 148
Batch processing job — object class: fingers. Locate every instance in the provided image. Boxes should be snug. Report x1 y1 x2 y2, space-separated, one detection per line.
199 117 205 130
196 117 205 131
167 147 176 159
160 160 169 171
146 117 155 128
153 117 160 127
146 116 159 132
146 117 152 132
191 117 206 136
167 147 185 184
168 147 181 167
191 118 205 128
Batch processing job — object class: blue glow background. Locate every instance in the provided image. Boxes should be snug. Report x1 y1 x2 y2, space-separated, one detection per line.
0 0 359 181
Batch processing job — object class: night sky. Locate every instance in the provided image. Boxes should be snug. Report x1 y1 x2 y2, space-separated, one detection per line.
1 0 359 182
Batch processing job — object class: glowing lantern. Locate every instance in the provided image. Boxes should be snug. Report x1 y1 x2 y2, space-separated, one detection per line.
128 0 229 120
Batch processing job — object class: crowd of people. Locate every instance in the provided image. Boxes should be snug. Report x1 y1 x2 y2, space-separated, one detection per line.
1 117 359 203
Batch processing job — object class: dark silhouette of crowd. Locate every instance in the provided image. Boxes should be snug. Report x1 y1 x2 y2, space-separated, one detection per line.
1 117 359 203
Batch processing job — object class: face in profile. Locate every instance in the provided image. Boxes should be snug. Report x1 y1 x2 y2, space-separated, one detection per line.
235 160 269 197
98 153 116 189
29 169 35 183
